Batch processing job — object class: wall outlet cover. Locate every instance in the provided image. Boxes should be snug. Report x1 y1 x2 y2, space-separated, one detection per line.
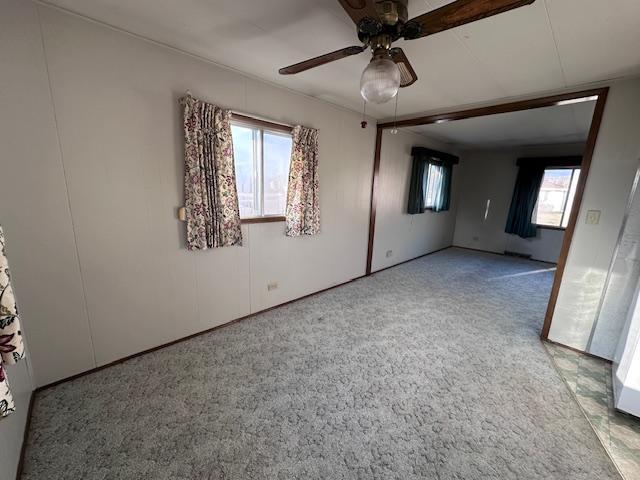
386 250 393 258
267 282 278 291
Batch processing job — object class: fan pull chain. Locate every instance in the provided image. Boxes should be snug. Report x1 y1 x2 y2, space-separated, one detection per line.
390 91 399 134
361 99 368 128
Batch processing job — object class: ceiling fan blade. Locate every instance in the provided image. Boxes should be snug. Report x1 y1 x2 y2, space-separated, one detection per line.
408 0 535 38
336 0 380 25
279 46 366 75
390 48 417 87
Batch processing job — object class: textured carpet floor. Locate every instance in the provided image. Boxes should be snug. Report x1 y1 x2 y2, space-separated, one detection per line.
22 248 620 479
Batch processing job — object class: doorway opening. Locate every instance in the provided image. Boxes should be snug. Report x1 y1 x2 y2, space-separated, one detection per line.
366 88 609 342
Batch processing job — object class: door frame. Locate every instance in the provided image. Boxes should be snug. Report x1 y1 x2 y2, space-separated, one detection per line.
365 87 610 341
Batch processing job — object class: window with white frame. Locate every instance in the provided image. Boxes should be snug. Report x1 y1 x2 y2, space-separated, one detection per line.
532 167 581 228
231 121 292 219
423 163 444 210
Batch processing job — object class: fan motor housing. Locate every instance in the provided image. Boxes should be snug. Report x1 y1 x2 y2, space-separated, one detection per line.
358 16 384 39
358 0 413 43
376 0 409 25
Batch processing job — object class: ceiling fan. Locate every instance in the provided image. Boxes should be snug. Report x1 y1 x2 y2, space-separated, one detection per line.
279 0 535 104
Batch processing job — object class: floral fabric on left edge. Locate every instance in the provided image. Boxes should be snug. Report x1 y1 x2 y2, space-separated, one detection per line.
0 225 25 418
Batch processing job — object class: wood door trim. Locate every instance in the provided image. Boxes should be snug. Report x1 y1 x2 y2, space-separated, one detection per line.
366 127 383 275
540 88 609 340
367 88 610 339
377 88 605 129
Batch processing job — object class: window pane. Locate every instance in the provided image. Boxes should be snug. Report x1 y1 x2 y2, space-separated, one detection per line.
424 164 442 209
422 167 429 208
533 169 573 227
231 124 259 218
561 169 581 228
263 131 292 216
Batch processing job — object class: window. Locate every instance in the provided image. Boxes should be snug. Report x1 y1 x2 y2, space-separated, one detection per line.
231 121 292 220
408 147 457 215
532 168 581 228
423 163 445 210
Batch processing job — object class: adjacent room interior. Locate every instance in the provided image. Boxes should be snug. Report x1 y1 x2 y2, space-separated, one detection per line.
2 0 640 479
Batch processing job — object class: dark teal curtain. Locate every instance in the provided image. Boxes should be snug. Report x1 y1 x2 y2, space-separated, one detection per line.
505 165 545 238
433 163 452 212
407 157 426 214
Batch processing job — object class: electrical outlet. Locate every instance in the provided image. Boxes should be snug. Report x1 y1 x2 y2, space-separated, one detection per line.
386 250 393 258
586 210 601 225
267 282 278 291
472 236 480 242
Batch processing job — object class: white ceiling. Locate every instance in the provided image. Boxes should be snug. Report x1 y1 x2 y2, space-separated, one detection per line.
40 0 640 119
409 99 596 148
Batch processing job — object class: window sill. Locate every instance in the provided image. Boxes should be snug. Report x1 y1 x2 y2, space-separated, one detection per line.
423 207 448 213
241 216 285 224
535 225 566 231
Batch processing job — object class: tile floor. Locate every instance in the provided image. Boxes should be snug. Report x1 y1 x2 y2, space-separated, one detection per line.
545 342 640 480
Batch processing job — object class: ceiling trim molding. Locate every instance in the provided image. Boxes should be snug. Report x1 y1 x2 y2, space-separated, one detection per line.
377 87 607 129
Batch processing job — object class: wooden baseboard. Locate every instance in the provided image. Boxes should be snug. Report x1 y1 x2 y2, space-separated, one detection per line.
38 245 458 392
35 274 369 392
16 246 579 479
453 245 558 266
15 391 35 480
37 246 459 392
17 248 452 476
369 246 452 275
41 244 540 392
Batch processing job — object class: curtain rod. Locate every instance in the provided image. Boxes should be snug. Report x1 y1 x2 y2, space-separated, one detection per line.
231 110 295 130
183 90 296 131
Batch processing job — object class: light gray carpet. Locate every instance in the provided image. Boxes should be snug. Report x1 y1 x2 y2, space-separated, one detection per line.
22 248 620 479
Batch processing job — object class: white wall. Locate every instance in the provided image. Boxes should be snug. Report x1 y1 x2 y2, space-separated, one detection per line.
370 129 461 272
0 1 376 393
549 78 640 358
453 144 586 263
0 1 52 477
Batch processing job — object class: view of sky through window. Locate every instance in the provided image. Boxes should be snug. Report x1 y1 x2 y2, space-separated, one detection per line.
533 168 581 228
231 123 292 219
263 132 291 216
423 163 443 209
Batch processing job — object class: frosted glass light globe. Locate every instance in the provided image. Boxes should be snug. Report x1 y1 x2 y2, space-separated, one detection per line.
360 58 401 104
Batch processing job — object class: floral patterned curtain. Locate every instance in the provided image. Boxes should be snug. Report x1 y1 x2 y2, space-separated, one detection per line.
0 226 25 418
285 126 320 236
181 94 242 250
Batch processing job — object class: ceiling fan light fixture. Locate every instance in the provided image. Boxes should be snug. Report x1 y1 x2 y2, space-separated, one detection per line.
360 57 401 104
281 0 535 101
